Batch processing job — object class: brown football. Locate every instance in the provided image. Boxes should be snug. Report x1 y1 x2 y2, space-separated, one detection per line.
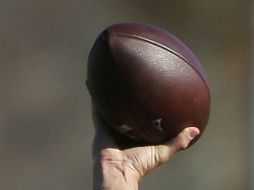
86 22 211 145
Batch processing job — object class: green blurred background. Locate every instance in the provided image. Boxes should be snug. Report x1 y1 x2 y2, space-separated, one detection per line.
0 0 251 189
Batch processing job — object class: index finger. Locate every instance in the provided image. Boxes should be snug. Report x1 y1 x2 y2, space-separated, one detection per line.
92 107 118 160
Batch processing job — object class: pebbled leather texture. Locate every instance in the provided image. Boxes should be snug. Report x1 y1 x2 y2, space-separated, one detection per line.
87 22 211 145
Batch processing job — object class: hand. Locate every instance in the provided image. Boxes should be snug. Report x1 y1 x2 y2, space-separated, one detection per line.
92 108 200 190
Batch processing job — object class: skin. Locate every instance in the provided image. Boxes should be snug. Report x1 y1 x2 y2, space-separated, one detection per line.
92 107 200 190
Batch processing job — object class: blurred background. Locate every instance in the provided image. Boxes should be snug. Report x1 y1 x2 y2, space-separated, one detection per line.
0 0 252 189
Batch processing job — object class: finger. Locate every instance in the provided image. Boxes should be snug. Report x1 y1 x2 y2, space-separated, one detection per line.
91 104 106 131
154 127 200 165
92 105 115 143
92 108 118 160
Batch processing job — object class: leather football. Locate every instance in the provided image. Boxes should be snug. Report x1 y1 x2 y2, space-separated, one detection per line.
87 23 211 145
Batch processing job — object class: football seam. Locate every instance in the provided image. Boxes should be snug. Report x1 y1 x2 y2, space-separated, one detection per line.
109 32 211 97
99 37 151 144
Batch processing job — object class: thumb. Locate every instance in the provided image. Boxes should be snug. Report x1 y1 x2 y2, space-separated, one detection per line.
154 127 200 165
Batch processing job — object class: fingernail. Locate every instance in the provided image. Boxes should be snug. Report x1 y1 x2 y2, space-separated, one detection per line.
188 128 200 140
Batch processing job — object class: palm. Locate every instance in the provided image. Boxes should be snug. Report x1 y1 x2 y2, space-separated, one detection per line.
92 110 199 179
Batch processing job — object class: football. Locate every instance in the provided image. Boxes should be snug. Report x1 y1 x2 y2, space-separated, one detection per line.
86 22 210 145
